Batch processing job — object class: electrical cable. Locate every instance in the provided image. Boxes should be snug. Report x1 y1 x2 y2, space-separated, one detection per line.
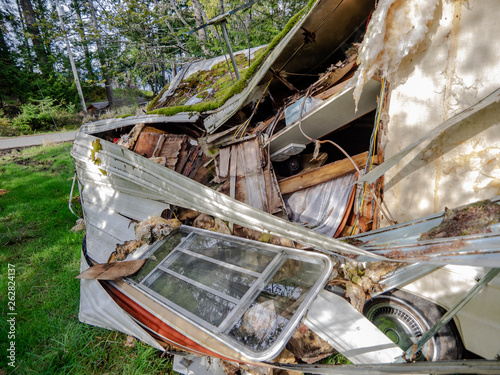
295 83 396 227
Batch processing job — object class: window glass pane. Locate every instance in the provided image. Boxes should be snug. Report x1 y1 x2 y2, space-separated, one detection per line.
183 235 276 273
227 258 324 351
167 252 257 300
143 270 235 327
130 230 185 283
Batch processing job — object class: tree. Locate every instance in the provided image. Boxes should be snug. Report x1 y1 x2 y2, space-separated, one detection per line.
71 0 95 80
89 0 115 107
18 0 52 76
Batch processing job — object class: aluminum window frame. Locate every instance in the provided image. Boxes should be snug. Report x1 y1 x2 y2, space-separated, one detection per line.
127 226 333 361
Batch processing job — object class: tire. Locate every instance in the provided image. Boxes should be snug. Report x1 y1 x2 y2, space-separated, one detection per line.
363 289 464 361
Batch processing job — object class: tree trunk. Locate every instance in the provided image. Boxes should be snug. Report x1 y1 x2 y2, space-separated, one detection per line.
89 0 114 108
0 19 18 100
18 0 51 76
191 0 210 55
15 0 33 73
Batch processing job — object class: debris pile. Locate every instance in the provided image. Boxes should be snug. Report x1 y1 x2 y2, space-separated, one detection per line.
72 0 500 370
82 26 395 368
108 217 181 263
420 200 500 240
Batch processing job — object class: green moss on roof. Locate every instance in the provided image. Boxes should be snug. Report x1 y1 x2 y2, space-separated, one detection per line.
146 84 169 112
147 0 316 117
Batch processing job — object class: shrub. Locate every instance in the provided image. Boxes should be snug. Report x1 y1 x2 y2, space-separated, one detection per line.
12 98 81 134
0 115 21 136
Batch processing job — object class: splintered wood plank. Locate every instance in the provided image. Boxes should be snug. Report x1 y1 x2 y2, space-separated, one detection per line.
133 132 163 158
279 152 377 195
218 147 231 178
219 138 284 215
314 74 353 100
156 134 188 170
76 259 147 280
173 136 192 174
117 123 145 150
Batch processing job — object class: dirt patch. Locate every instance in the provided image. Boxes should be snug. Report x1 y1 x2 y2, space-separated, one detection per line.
11 156 51 171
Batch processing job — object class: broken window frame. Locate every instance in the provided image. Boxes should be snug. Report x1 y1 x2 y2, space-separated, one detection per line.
125 226 333 361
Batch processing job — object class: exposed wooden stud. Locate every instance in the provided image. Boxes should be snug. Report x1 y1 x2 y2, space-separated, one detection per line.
279 152 378 195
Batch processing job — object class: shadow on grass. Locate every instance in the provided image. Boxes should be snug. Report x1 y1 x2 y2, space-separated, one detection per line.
0 143 174 374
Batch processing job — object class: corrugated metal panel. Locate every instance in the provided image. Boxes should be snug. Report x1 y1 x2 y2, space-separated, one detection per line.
80 113 200 134
72 132 386 260
285 172 356 237
73 132 500 266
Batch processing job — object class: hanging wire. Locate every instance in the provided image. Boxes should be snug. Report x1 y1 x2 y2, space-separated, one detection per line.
277 0 345 73
349 77 388 234
295 81 396 227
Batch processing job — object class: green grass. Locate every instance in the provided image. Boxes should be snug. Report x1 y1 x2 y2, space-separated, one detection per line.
0 144 173 374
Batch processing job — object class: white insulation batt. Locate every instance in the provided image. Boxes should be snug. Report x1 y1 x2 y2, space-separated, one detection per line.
355 0 500 224
352 0 439 108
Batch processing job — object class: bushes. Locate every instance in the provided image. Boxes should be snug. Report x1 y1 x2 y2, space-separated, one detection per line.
12 98 81 134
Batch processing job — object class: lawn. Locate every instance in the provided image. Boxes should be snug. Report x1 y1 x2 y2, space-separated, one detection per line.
0 143 173 374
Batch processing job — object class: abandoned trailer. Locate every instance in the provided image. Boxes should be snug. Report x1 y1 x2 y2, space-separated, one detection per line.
71 0 500 373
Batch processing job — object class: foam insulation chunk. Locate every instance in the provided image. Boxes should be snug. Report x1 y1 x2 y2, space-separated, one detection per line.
352 0 439 108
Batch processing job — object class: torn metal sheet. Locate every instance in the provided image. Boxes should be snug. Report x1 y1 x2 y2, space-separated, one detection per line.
284 172 356 237
73 132 500 265
78 257 165 351
80 114 200 135
348 197 500 267
270 360 500 375
72 132 389 260
304 290 403 364
370 232 500 268
172 353 227 375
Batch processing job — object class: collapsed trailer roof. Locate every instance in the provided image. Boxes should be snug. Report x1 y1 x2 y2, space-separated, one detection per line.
72 0 500 372
145 0 375 134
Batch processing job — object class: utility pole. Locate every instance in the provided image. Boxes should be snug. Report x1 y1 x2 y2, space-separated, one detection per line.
55 0 87 114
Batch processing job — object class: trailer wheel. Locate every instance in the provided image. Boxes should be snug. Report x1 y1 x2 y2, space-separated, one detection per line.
363 289 463 361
